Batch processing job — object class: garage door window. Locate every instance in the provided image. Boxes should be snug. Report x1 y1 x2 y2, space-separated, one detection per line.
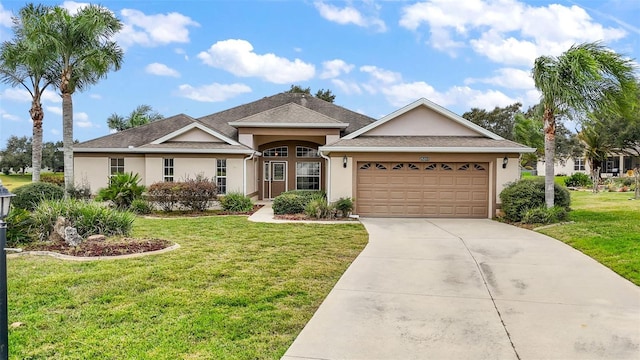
425 163 437 170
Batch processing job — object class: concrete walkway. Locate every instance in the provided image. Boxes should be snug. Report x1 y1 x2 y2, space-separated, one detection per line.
282 218 640 360
248 202 359 224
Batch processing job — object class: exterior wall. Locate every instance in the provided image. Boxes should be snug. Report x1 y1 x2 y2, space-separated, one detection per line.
328 155 353 202
364 106 480 137
246 156 259 196
145 156 163 185
126 156 146 184
74 155 109 191
495 155 520 205
173 157 216 181
537 158 589 177
226 157 244 193
170 128 223 142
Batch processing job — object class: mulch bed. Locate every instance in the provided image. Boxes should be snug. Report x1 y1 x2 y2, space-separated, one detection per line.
24 238 173 257
145 205 264 218
274 214 358 221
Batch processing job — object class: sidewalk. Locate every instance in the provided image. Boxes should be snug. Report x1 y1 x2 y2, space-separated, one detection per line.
248 202 359 224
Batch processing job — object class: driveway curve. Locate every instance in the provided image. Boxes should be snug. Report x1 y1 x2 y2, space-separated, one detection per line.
282 218 640 360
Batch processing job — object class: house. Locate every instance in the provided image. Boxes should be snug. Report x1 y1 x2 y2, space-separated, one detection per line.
537 153 640 178
74 93 534 218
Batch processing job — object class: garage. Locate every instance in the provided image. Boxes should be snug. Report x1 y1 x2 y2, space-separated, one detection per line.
356 161 489 218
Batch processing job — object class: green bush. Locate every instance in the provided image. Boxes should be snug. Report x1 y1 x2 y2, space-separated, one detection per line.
499 178 570 222
304 197 334 219
12 182 65 211
220 192 253 212
273 193 306 215
31 199 135 241
40 173 64 187
522 206 568 224
178 176 217 211
66 182 92 200
97 172 145 209
130 198 153 215
6 208 34 246
334 197 353 217
564 173 592 188
146 182 180 211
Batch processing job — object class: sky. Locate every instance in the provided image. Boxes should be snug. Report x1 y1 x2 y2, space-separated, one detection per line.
0 0 639 145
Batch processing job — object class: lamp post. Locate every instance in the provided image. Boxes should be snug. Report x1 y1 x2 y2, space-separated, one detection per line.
0 180 15 360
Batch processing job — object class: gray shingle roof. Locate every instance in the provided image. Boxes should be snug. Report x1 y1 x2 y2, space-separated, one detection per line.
229 102 346 126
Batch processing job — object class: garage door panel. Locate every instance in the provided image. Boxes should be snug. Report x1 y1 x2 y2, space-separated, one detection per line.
357 162 489 218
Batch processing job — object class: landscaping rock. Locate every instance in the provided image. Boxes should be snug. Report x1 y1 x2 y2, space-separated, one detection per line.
87 234 106 242
49 216 68 242
64 227 83 247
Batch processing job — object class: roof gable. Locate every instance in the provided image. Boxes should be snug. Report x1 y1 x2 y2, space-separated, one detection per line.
151 123 241 146
228 102 348 128
344 98 503 140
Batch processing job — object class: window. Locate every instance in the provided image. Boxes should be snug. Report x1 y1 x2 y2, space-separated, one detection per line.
296 162 320 190
296 146 319 158
110 158 124 176
264 146 288 157
217 159 227 194
574 158 585 171
163 158 174 182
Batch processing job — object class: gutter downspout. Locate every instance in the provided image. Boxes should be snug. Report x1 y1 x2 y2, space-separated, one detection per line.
319 149 331 201
243 151 257 196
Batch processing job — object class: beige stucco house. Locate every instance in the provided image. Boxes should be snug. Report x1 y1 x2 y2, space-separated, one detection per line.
74 93 534 218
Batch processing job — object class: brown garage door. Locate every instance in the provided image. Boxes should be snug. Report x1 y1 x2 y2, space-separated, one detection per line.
356 162 489 218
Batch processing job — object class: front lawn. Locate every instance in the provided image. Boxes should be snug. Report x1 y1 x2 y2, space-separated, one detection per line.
8 216 368 359
538 191 640 285
0 174 32 191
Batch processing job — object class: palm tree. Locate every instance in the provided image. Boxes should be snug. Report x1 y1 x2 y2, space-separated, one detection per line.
107 105 164 132
532 42 638 207
0 4 57 182
578 122 611 193
31 4 123 192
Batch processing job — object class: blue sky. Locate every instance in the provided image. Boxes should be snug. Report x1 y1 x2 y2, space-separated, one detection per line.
0 0 639 145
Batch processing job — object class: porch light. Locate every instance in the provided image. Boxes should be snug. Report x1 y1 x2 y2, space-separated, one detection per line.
502 156 509 169
0 180 15 359
343 155 348 168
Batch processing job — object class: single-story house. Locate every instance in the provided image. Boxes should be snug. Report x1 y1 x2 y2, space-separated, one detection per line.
74 93 534 218
537 153 640 178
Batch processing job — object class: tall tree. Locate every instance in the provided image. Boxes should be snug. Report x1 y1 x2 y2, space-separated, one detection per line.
42 141 64 172
0 4 57 182
578 121 612 193
285 85 336 103
462 102 522 140
0 136 32 174
532 42 638 208
107 104 164 131
513 113 543 168
31 4 124 192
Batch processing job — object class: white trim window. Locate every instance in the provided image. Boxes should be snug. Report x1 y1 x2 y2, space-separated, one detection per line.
296 146 319 158
296 162 320 190
163 158 174 182
110 158 124 176
574 158 585 171
217 159 227 194
264 146 288 157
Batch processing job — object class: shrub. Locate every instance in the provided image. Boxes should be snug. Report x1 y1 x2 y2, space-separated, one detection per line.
12 182 65 211
130 198 153 215
304 197 335 219
564 173 592 188
334 197 353 217
499 178 570 222
40 173 64 187
96 172 145 209
146 182 180 211
6 208 34 246
67 182 92 200
273 193 306 215
220 192 253 212
31 199 135 241
178 176 217 211
521 206 568 225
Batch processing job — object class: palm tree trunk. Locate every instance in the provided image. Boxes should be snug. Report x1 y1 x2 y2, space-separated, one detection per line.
62 91 74 195
543 106 555 208
30 98 44 182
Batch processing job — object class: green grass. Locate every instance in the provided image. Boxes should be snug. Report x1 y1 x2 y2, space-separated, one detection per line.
0 174 32 191
538 191 640 285
8 216 368 359
520 173 567 186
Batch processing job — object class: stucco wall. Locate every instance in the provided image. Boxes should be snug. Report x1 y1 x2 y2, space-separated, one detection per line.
246 156 258 195
126 157 146 184
227 158 244 193
495 155 520 204
74 155 109 191
364 107 480 137
173 157 216 181
328 155 353 202
537 158 589 177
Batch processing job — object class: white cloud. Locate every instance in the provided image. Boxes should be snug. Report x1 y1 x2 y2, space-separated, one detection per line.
174 48 189 60
197 39 315 84
74 112 94 128
465 68 534 90
331 79 362 95
42 89 61 103
360 65 402 84
399 0 628 66
145 62 180 77
320 59 354 79
89 94 102 100
61 1 90 15
1 88 31 102
116 9 200 48
50 129 60 136
46 106 63 116
0 108 20 122
0 3 13 27
314 1 387 32
176 82 252 102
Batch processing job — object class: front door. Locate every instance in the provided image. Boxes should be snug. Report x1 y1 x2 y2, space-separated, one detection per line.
263 161 287 199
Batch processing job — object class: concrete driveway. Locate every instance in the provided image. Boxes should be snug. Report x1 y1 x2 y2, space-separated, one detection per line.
282 218 640 360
